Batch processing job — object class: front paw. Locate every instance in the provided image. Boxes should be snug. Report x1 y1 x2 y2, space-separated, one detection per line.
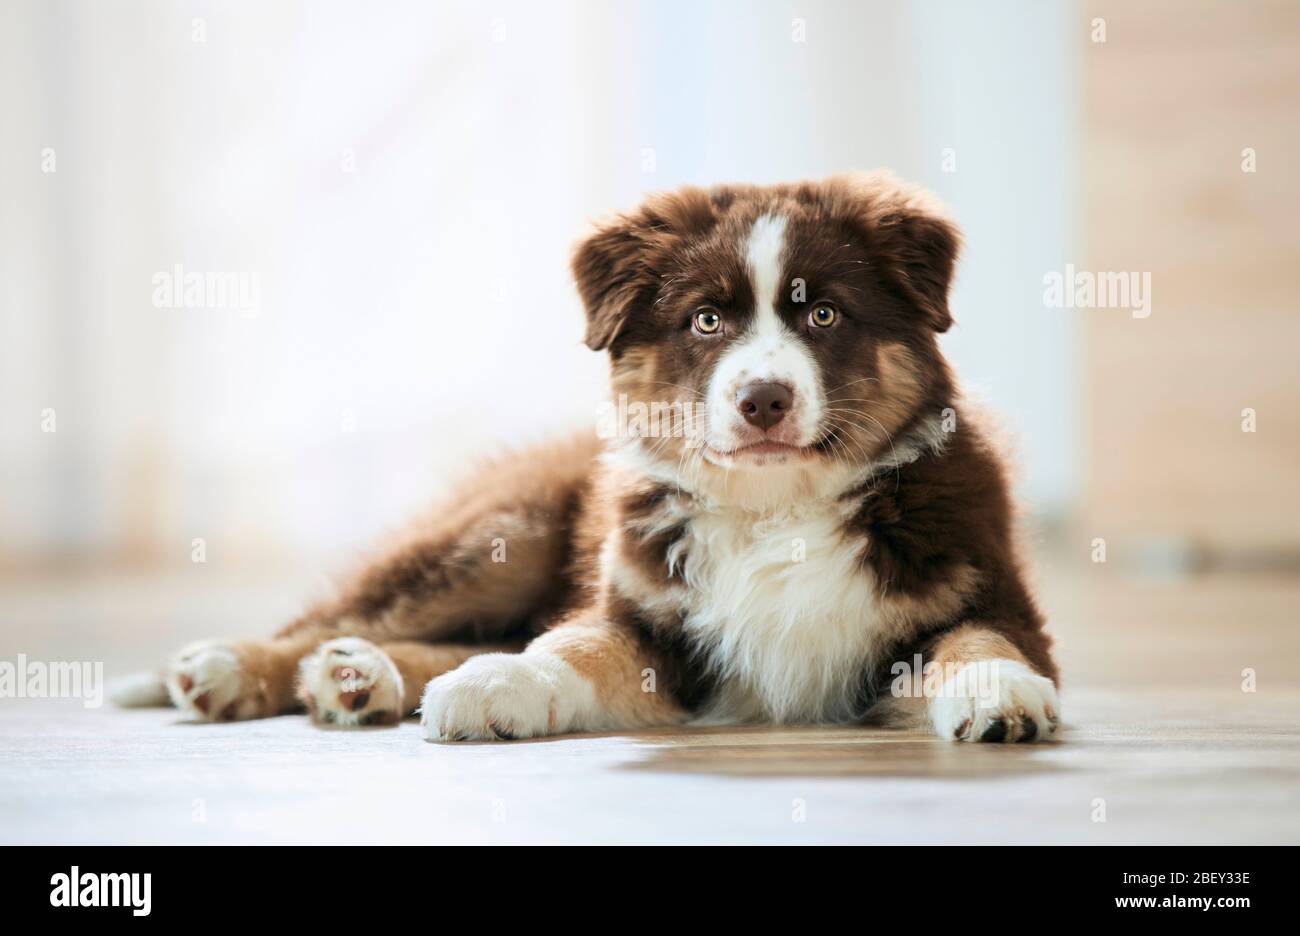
419 653 595 741
928 659 1060 743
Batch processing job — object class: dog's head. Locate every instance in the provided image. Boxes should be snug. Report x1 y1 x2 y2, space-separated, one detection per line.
575 172 959 499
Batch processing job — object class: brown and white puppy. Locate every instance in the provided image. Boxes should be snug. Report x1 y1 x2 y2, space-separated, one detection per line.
141 172 1060 743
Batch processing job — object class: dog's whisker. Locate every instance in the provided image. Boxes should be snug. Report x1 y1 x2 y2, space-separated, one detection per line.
824 376 880 394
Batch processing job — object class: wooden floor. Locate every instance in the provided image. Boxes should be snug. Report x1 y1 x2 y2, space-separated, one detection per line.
1 559 1298 844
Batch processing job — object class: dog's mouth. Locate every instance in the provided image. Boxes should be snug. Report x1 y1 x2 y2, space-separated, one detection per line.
704 439 822 465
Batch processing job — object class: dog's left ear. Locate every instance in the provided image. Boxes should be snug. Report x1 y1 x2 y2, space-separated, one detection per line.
572 187 716 353
833 172 962 333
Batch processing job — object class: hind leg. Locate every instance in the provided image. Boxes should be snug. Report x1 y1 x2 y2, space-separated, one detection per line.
166 635 519 725
167 636 316 722
296 638 523 727
161 435 598 722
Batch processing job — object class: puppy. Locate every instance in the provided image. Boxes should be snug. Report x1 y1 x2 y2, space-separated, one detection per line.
146 172 1060 743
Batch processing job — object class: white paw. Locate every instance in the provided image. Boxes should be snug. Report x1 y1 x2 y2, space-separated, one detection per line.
420 653 595 741
167 641 258 721
928 658 1060 743
297 637 403 727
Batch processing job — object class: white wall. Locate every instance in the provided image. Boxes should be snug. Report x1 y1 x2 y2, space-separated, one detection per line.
0 0 1079 567
909 0 1080 516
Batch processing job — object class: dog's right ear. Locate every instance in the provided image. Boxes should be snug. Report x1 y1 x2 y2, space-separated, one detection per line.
572 188 716 353
571 219 648 353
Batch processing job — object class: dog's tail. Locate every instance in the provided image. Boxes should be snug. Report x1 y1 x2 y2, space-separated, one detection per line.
108 671 172 708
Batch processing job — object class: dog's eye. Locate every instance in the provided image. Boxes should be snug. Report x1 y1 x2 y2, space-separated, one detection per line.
693 309 722 334
809 304 837 328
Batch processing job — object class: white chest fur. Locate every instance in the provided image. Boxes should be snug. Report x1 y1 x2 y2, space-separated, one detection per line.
675 500 889 724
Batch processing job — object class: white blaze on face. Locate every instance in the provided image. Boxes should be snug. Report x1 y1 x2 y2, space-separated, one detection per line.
706 213 825 453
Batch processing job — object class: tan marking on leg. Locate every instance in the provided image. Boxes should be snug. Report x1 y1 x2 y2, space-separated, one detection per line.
929 623 1029 670
379 641 525 713
226 635 320 715
528 618 686 728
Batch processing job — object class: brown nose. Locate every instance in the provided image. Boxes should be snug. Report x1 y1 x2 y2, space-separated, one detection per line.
736 381 793 430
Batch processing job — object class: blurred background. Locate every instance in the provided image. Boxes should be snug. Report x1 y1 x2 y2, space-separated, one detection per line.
1 0 1297 674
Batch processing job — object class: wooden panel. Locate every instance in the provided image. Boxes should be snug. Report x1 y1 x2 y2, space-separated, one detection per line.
1082 0 1300 551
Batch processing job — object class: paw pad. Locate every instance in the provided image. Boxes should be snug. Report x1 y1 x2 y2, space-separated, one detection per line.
297 638 403 728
